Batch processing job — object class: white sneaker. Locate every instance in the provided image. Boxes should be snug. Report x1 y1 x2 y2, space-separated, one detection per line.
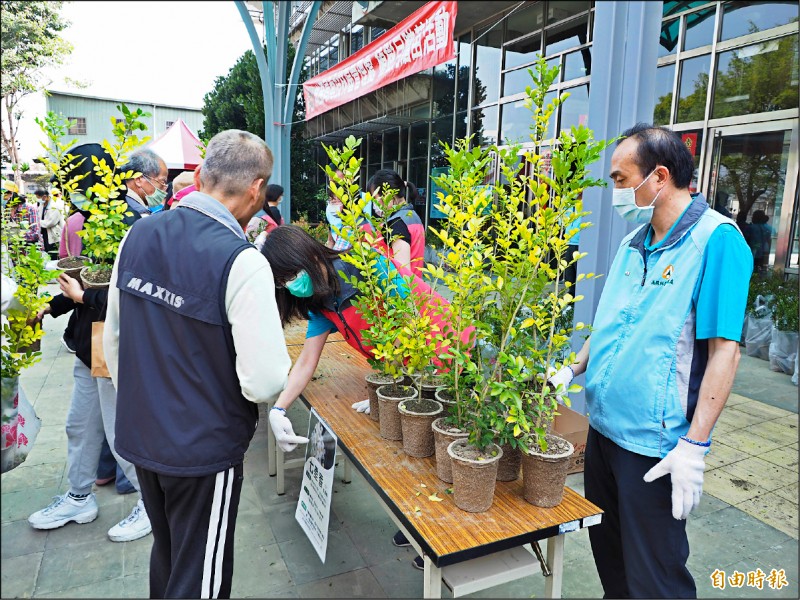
28 493 98 529
108 499 151 542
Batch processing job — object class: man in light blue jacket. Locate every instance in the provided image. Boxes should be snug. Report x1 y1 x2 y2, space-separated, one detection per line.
549 124 752 598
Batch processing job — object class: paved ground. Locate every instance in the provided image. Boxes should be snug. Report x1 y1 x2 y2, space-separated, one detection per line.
1 288 797 598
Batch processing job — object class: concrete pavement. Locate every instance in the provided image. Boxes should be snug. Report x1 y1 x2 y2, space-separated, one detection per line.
1 287 797 598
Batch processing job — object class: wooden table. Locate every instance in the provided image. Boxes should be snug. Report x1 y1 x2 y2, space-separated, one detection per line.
282 330 603 598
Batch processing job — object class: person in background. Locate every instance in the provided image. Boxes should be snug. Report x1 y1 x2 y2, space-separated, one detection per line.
49 185 69 222
28 143 152 545
35 188 64 260
325 169 350 250
247 184 285 250
166 170 195 210
7 192 42 252
744 209 774 274
367 169 426 279
548 124 752 598
119 149 168 222
104 129 291 598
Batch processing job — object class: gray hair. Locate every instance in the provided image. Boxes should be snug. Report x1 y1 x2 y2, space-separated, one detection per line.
200 130 273 197
121 149 165 180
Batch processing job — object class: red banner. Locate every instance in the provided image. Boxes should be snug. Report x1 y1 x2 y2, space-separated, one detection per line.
303 1 457 120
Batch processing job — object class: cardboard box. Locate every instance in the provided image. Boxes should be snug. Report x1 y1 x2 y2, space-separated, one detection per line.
553 405 589 474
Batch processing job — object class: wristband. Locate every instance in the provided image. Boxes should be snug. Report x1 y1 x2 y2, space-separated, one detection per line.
680 434 711 448
566 365 575 379
271 406 286 414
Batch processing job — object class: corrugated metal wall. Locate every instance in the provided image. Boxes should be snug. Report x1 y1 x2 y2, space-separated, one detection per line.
45 93 205 146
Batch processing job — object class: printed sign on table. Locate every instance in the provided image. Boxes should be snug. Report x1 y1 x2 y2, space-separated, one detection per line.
295 408 337 562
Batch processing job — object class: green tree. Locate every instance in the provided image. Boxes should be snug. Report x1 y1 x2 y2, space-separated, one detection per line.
201 44 319 222
1 1 72 189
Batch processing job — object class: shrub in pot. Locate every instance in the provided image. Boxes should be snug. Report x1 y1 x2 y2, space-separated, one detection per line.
323 138 451 455
57 104 152 288
768 278 798 375
428 57 613 507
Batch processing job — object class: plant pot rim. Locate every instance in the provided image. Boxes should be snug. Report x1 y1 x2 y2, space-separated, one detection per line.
56 255 92 265
365 372 403 385
432 417 469 437
376 384 417 402
447 438 503 465
79 265 111 289
521 433 574 460
399 399 443 417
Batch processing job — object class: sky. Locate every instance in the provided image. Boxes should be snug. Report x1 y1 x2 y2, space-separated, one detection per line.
14 1 258 162
50 1 256 107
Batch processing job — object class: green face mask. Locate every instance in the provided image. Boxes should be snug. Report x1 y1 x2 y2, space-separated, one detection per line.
285 270 314 298
145 186 167 208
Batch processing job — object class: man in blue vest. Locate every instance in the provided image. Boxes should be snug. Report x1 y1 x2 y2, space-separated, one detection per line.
104 129 292 598
548 124 752 598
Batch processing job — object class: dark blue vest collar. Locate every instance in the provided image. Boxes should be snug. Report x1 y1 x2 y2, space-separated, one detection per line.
177 191 246 241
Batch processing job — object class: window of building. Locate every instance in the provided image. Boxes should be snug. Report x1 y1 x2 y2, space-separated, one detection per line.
544 13 589 56
370 26 386 43
712 36 799 118
660 17 681 57
504 33 542 71
351 25 364 54
474 26 503 106
547 0 591 25
676 54 711 122
165 120 175 129
472 105 498 147
683 6 717 51
563 47 592 81
653 64 676 125
720 1 799 41
559 84 589 132
68 117 86 135
507 3 544 43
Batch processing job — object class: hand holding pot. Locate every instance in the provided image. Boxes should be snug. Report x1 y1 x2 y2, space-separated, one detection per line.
269 407 309 452
643 437 707 520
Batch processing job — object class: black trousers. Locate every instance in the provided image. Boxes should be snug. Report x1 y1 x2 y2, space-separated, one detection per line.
584 427 696 599
136 464 244 599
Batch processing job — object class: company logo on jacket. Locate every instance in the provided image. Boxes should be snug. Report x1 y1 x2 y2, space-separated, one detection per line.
651 264 675 287
126 277 184 308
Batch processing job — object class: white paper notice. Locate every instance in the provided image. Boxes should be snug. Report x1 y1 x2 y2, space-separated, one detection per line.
295 408 337 562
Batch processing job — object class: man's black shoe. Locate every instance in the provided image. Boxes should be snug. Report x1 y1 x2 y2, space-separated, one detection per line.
412 556 424 570
392 530 411 547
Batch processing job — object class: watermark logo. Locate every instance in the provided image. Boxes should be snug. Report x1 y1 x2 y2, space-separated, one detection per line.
711 568 789 590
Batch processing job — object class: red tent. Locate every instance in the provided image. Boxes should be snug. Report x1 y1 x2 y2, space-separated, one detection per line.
146 119 204 170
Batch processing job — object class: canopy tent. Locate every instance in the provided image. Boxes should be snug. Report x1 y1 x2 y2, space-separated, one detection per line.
146 119 204 171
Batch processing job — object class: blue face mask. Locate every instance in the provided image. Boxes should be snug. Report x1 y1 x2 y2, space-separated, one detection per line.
285 270 314 298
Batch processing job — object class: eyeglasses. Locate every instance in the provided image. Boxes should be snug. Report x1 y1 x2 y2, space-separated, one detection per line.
144 175 168 190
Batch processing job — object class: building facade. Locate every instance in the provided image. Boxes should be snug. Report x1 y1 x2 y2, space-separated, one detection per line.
292 0 799 277
45 91 205 149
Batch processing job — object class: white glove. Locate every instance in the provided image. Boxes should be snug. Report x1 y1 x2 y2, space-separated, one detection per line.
546 365 574 403
643 437 707 520
269 408 309 453
351 399 371 414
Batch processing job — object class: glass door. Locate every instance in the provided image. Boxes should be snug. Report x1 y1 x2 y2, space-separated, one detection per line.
704 121 799 274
